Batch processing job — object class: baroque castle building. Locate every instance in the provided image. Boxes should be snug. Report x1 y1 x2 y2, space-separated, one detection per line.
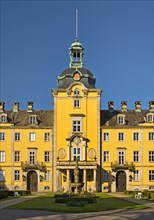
0 38 154 193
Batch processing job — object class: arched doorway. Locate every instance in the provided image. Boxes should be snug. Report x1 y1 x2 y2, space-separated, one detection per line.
116 171 126 192
27 171 38 192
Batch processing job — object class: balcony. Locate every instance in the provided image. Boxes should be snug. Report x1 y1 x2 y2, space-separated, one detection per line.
111 161 135 171
56 160 97 169
21 161 46 171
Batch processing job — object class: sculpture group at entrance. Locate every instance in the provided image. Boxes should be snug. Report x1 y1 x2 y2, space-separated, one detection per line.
71 159 83 194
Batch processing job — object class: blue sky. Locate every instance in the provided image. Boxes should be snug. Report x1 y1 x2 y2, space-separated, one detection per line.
1 0 153 110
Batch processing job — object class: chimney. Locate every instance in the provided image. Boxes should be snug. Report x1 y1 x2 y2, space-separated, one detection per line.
27 101 33 112
149 101 154 112
108 101 114 112
121 101 127 112
135 101 141 112
0 102 5 112
13 101 19 112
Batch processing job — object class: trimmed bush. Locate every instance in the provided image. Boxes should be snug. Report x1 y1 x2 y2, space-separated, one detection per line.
0 191 9 199
9 190 31 196
66 200 87 207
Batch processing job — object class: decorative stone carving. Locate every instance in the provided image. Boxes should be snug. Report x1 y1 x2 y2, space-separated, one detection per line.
88 148 96 159
58 148 66 159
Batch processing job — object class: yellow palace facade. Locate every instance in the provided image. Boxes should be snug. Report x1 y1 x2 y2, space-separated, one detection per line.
0 39 154 193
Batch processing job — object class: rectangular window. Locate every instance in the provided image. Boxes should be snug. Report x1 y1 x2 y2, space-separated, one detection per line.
103 133 110 141
73 120 81 132
15 132 20 141
134 170 139 181
14 170 20 181
29 150 36 164
0 132 5 141
44 170 50 181
133 132 139 141
0 151 5 162
149 151 154 162
118 150 125 164
118 116 124 125
44 133 50 141
73 147 81 161
104 151 109 162
29 132 36 141
44 151 50 162
14 151 20 162
149 170 154 181
29 116 36 125
104 170 110 182
118 132 124 141
133 151 139 162
0 170 5 181
149 132 154 141
74 100 80 108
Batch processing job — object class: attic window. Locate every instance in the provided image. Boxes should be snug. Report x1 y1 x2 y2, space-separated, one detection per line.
147 114 153 123
29 116 37 125
117 115 125 125
74 89 80 95
0 114 7 123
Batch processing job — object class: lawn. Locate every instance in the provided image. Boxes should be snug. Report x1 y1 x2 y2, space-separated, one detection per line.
7 193 147 212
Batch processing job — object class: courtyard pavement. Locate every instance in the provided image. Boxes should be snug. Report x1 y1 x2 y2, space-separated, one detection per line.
0 193 154 220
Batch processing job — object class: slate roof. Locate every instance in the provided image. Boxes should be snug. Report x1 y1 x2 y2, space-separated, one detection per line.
1 110 54 127
101 109 151 127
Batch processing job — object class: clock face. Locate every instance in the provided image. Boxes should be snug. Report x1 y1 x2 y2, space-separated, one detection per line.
73 72 80 81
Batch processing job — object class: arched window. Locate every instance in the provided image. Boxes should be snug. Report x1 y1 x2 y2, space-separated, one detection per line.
0 115 7 123
74 89 80 95
147 114 153 122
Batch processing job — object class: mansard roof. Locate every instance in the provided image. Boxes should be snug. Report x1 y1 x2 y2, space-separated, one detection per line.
1 110 53 127
101 109 151 127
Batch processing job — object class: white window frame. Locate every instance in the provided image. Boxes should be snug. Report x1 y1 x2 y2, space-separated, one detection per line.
147 114 153 122
104 151 109 162
14 170 20 181
29 132 36 141
103 132 110 141
118 132 124 141
44 132 50 141
117 115 124 125
133 151 139 162
0 170 5 181
73 147 81 161
149 170 154 181
44 170 50 181
74 99 80 108
0 132 5 141
118 150 125 165
44 151 50 162
29 116 37 125
14 151 20 162
149 151 154 162
0 151 5 162
149 132 154 141
29 150 36 165
133 132 139 141
72 120 82 132
15 132 20 141
134 170 139 181
1 115 7 123
74 89 80 95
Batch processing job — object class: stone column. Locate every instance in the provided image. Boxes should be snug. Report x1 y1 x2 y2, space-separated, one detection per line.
83 169 87 191
67 169 70 192
57 170 61 191
93 169 97 191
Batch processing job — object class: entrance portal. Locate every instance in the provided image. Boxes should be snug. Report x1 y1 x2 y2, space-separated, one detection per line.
27 171 38 192
116 171 126 192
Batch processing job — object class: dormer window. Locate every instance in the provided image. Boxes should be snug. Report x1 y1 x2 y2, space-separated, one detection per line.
117 115 125 125
147 114 153 122
0 114 7 123
74 89 80 95
29 116 37 125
